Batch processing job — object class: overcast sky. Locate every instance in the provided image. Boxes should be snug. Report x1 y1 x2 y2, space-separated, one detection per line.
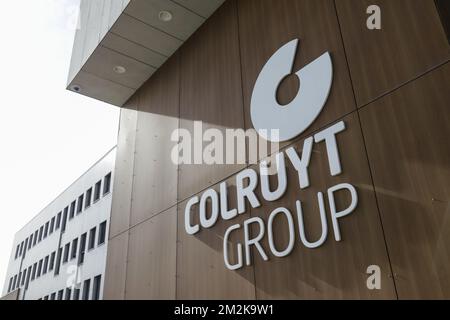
0 0 120 293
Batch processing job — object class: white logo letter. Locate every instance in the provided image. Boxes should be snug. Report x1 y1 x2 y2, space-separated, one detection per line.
251 39 333 142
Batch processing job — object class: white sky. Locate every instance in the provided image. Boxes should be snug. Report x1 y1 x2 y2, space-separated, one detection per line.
0 0 120 293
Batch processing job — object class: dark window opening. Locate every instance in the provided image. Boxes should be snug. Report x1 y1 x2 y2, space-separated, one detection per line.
38 226 43 242
54 248 62 275
50 217 55 234
44 222 49 238
37 259 43 278
103 173 111 195
88 227 96 250
71 238 78 260
69 201 76 219
77 194 84 214
78 233 87 265
73 288 80 300
63 243 70 263
65 288 72 300
98 221 107 245
43 255 49 274
85 188 92 208
62 207 68 232
56 211 62 229
94 180 101 202
82 279 91 300
49 251 56 271
92 275 102 300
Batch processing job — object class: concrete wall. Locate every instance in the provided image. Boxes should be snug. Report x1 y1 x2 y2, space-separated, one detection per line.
104 0 450 299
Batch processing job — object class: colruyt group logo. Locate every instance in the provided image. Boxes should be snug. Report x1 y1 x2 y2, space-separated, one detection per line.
251 39 333 142
171 39 333 166
181 39 360 271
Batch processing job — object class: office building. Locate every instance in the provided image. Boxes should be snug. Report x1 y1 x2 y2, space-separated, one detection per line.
2 148 116 300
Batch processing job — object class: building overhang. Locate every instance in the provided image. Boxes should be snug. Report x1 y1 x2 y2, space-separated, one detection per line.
67 0 225 107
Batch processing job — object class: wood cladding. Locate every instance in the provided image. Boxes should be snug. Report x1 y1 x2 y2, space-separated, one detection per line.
178 0 246 201
336 0 450 106
126 207 177 299
109 98 138 238
103 232 129 300
360 63 450 299
130 54 180 226
176 176 256 300
250 113 396 299
105 0 450 299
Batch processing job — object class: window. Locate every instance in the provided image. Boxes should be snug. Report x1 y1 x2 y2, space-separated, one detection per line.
103 173 111 195
57 289 64 300
12 275 17 290
50 217 55 234
73 288 80 300
65 288 72 300
77 194 84 214
85 188 92 208
43 256 49 274
25 266 31 289
56 211 62 229
31 263 37 281
82 279 91 300
38 226 43 242
18 242 23 258
94 180 101 202
69 201 76 219
17 273 22 288
37 259 43 278
78 233 87 265
23 238 28 256
49 251 56 271
88 227 96 250
92 275 102 300
44 222 49 238
8 277 12 292
21 268 27 286
62 207 68 232
43 296 49 300
54 248 62 275
28 234 33 249
33 230 38 246
98 221 107 245
63 243 70 263
50 292 56 300
14 244 19 259
71 238 78 260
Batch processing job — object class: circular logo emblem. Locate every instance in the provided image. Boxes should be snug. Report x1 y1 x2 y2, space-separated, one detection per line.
250 39 333 142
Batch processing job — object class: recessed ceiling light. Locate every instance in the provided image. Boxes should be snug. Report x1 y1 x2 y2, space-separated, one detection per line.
113 65 127 74
158 10 173 22
70 84 81 92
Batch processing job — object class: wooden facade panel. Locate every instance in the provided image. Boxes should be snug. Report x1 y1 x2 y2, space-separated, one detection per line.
178 0 246 201
336 0 450 106
360 63 450 299
131 55 180 226
126 207 177 300
237 0 356 150
103 232 129 300
176 176 256 299
109 98 138 238
250 112 396 299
